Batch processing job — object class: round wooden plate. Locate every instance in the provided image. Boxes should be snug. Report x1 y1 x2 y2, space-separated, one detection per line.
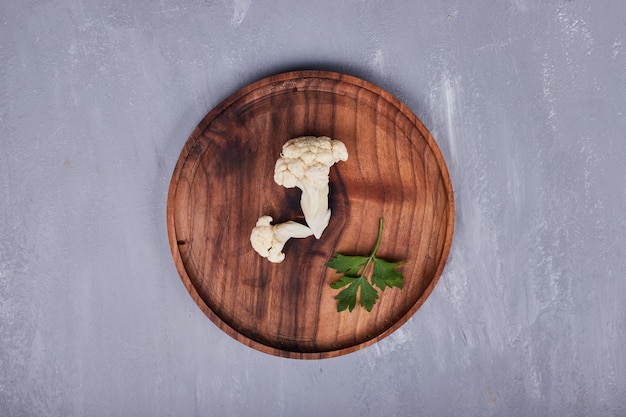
167 71 454 359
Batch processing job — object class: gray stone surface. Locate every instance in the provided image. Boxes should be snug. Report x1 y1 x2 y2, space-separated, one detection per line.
1 0 625 415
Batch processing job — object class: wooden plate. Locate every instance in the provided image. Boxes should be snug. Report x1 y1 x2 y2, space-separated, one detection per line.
167 71 454 359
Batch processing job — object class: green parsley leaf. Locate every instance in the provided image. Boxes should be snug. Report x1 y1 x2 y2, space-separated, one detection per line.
372 258 404 290
329 275 358 290
326 254 369 277
333 276 379 312
333 277 360 312
358 278 379 312
326 218 405 312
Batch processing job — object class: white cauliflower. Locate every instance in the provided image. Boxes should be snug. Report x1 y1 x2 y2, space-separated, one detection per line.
273 136 348 239
250 215 313 263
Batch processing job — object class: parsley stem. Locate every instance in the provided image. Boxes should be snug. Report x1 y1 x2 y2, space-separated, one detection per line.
360 218 384 277
371 217 384 258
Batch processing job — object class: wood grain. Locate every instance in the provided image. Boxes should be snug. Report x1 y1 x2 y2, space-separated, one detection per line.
166 71 454 359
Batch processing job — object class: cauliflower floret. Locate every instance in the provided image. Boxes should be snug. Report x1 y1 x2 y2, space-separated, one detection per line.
250 215 313 263
273 136 348 239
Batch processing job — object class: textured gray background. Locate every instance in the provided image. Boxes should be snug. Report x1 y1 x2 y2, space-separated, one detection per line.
1 0 625 416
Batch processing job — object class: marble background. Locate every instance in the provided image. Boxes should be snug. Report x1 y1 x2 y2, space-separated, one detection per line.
1 0 625 415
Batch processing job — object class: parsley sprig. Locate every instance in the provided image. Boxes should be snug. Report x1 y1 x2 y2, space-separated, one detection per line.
326 218 404 312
